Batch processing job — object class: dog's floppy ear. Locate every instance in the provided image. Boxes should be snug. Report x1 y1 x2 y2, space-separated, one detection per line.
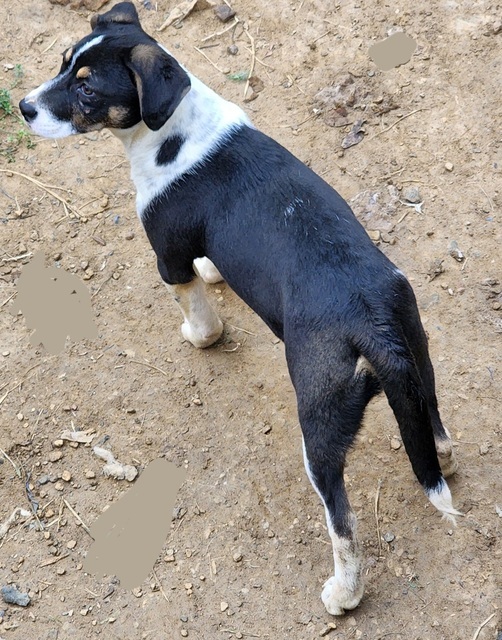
126 44 191 131
91 1 140 30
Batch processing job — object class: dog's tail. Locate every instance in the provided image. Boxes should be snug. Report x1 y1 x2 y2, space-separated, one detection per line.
353 329 461 524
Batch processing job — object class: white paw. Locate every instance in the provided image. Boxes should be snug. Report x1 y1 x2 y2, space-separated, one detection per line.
181 318 223 349
193 258 224 284
321 576 364 616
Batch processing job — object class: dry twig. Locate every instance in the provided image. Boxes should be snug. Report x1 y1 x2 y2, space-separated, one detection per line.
472 613 495 640
374 479 383 557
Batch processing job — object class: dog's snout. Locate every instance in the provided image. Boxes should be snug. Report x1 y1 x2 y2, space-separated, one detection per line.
19 98 38 122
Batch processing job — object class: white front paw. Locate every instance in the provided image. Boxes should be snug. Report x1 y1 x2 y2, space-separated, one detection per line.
321 576 364 616
181 318 223 349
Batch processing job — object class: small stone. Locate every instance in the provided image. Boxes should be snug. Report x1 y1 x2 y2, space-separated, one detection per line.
492 20 501 34
85 470 96 479
214 4 236 22
181 631 188 638
444 161 454 171
57 567 66 575
390 437 402 450
66 540 77 549
479 443 490 455
61 470 72 482
49 451 63 462
132 588 142 598
383 531 395 543
2 351 10 356
403 186 421 204
1 585 31 607
227 44 239 55
492 301 501 310
125 231 135 240
17 413 24 421
232 552 243 562
220 601 229 612
53 439 64 448
320 622 337 636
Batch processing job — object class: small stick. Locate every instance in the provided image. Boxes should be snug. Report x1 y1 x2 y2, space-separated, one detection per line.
39 553 70 568
227 323 256 336
1 291 16 307
128 358 172 376
311 30 332 44
242 23 256 99
396 209 410 225
152 568 170 603
243 46 275 70
374 479 383 557
1 252 33 262
0 362 43 407
0 447 21 477
0 169 80 217
366 109 430 142
42 37 58 53
201 18 239 42
472 613 495 640
63 498 92 537
194 47 230 74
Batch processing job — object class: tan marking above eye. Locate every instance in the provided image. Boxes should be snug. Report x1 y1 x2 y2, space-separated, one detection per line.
76 66 92 79
130 44 159 68
64 48 73 63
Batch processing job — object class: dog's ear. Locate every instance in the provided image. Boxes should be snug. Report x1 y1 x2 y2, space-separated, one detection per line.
126 44 191 131
91 2 140 30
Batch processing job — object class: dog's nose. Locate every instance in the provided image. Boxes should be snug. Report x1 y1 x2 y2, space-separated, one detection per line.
19 99 38 122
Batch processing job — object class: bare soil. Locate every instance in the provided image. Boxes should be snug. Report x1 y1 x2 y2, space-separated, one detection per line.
1 1 501 639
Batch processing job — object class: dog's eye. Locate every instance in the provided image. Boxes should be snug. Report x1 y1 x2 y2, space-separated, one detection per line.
77 83 95 98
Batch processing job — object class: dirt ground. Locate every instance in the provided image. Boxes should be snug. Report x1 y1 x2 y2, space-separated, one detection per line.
0 0 501 638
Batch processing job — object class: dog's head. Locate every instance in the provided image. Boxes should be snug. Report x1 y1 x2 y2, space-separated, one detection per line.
19 2 191 137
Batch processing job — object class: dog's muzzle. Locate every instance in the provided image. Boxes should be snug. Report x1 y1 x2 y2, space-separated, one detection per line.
19 99 38 123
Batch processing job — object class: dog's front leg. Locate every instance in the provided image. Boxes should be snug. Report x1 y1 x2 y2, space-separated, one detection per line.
166 277 223 348
193 257 224 285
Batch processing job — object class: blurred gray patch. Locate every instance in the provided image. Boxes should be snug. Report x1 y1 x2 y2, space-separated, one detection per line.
369 32 417 71
13 251 97 354
84 459 186 590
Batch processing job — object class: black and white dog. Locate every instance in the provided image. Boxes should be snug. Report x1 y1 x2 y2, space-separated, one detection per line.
20 2 460 615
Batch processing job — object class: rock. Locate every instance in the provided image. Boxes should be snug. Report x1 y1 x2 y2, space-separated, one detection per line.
1 585 31 607
390 437 402 450
448 240 465 262
214 4 236 22
49 451 63 463
383 531 395 543
220 601 229 612
227 44 239 55
444 161 454 171
403 186 421 204
341 119 365 149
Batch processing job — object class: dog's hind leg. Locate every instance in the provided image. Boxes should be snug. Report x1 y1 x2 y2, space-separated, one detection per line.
287 340 379 615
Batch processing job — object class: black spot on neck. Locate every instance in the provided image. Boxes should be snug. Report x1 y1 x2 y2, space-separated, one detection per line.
156 135 184 165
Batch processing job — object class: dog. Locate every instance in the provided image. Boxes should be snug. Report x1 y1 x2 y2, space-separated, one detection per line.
20 1 460 615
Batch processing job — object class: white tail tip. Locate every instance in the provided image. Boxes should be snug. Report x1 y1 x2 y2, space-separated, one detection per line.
427 478 463 525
